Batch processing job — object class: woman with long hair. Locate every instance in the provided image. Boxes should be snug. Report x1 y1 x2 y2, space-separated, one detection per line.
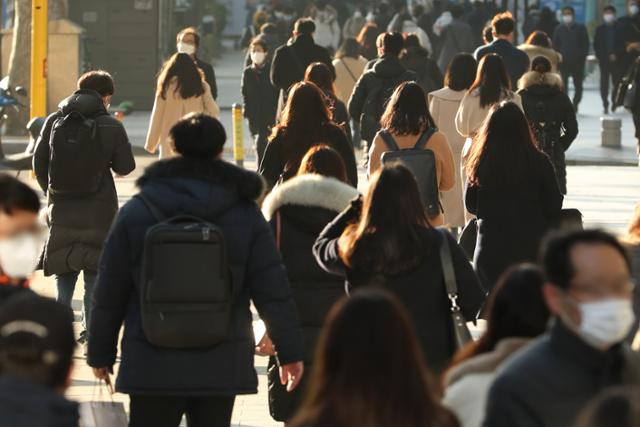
368 81 455 226
455 54 522 139
465 102 563 290
313 163 484 373
289 288 460 427
518 30 562 73
356 22 381 60
261 145 360 423
443 264 550 427
333 37 368 104
429 53 479 229
145 53 219 158
259 81 357 189
304 62 351 144
518 56 578 194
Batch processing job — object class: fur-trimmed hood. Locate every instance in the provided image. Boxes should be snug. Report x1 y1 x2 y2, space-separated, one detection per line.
444 338 532 387
517 70 563 91
518 44 561 60
262 174 359 221
137 157 265 202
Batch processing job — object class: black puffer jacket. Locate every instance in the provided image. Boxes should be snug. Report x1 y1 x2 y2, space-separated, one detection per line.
518 71 578 194
88 158 304 395
33 90 136 275
400 46 444 93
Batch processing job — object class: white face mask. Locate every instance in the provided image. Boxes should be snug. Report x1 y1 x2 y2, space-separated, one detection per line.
177 42 196 55
603 13 616 24
0 232 45 279
631 5 640 16
366 12 376 22
562 15 574 24
354 10 363 19
569 298 635 349
251 51 266 65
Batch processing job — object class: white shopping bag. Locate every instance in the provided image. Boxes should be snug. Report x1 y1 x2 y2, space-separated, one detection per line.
79 379 127 427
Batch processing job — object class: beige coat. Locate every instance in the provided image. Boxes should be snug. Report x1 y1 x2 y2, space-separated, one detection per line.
428 87 468 228
332 56 368 105
455 89 523 138
368 130 455 227
517 44 562 74
145 79 220 159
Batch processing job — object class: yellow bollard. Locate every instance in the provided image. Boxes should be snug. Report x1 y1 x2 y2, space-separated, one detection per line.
232 103 244 168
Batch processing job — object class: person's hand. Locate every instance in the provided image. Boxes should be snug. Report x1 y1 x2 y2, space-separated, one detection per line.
280 361 304 392
255 333 276 356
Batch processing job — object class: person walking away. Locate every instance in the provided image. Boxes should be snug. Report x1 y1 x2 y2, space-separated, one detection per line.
553 7 590 112
484 230 640 427
467 0 492 49
88 114 305 427
356 23 381 61
260 82 357 189
342 7 366 41
0 175 44 303
594 6 624 114
333 38 368 105
443 265 550 427
387 9 433 54
313 163 485 373
465 102 563 291
271 18 335 103
261 145 360 423
177 27 218 100
429 53 478 230
145 53 219 159
537 7 559 43
455 54 523 140
348 32 417 160
240 9 269 50
367 82 455 227
33 70 136 347
242 36 279 168
474 12 530 91
400 34 444 94
436 5 474 73
244 23 281 67
288 289 460 427
308 0 340 53
304 62 351 143
518 56 578 195
518 31 562 73
0 295 78 426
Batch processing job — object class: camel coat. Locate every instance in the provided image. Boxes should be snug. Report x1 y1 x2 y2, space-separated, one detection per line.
429 87 468 228
455 89 523 138
332 56 368 105
145 79 220 159
518 44 562 74
368 129 455 227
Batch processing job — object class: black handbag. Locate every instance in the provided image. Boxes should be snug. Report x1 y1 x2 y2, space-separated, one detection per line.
458 218 477 261
438 229 472 349
616 59 640 109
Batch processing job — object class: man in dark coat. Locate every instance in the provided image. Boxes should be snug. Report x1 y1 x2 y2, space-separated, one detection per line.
348 31 417 154
553 6 590 111
177 27 218 100
594 5 625 114
33 71 135 345
88 114 304 427
270 18 335 101
484 230 640 427
475 12 530 89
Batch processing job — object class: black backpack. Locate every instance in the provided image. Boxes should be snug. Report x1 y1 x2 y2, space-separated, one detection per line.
528 100 559 155
137 194 233 349
47 110 109 196
379 128 441 217
360 73 411 142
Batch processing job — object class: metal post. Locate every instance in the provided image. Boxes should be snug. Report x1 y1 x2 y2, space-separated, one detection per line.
232 103 244 167
30 0 48 119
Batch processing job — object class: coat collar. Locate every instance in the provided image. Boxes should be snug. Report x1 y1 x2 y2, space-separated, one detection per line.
429 87 465 102
518 70 564 91
262 174 359 221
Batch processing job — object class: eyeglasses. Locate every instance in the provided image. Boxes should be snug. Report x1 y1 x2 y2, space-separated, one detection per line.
569 279 636 299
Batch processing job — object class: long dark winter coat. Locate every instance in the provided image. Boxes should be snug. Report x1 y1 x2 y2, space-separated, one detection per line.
262 174 360 420
242 63 279 135
87 158 304 395
465 153 563 291
313 206 485 373
33 90 136 276
518 71 578 194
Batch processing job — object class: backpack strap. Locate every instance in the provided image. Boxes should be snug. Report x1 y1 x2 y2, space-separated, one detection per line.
136 194 166 222
379 130 400 151
414 127 437 150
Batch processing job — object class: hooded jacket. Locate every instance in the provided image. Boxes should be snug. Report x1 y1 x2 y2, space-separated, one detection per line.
518 71 578 194
517 43 562 73
33 89 136 276
400 46 444 93
88 158 304 395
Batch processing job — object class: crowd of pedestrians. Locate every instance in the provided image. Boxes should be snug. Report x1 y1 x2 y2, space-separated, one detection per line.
0 1 640 427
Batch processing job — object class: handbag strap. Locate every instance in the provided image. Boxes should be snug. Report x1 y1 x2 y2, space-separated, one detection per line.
438 228 462 312
136 194 166 222
275 210 282 250
340 58 358 82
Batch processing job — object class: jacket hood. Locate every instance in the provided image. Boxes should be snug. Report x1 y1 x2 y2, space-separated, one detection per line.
136 157 265 217
262 174 359 221
371 56 409 79
58 89 107 116
518 43 559 60
518 70 564 92
0 376 79 426
444 337 531 387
